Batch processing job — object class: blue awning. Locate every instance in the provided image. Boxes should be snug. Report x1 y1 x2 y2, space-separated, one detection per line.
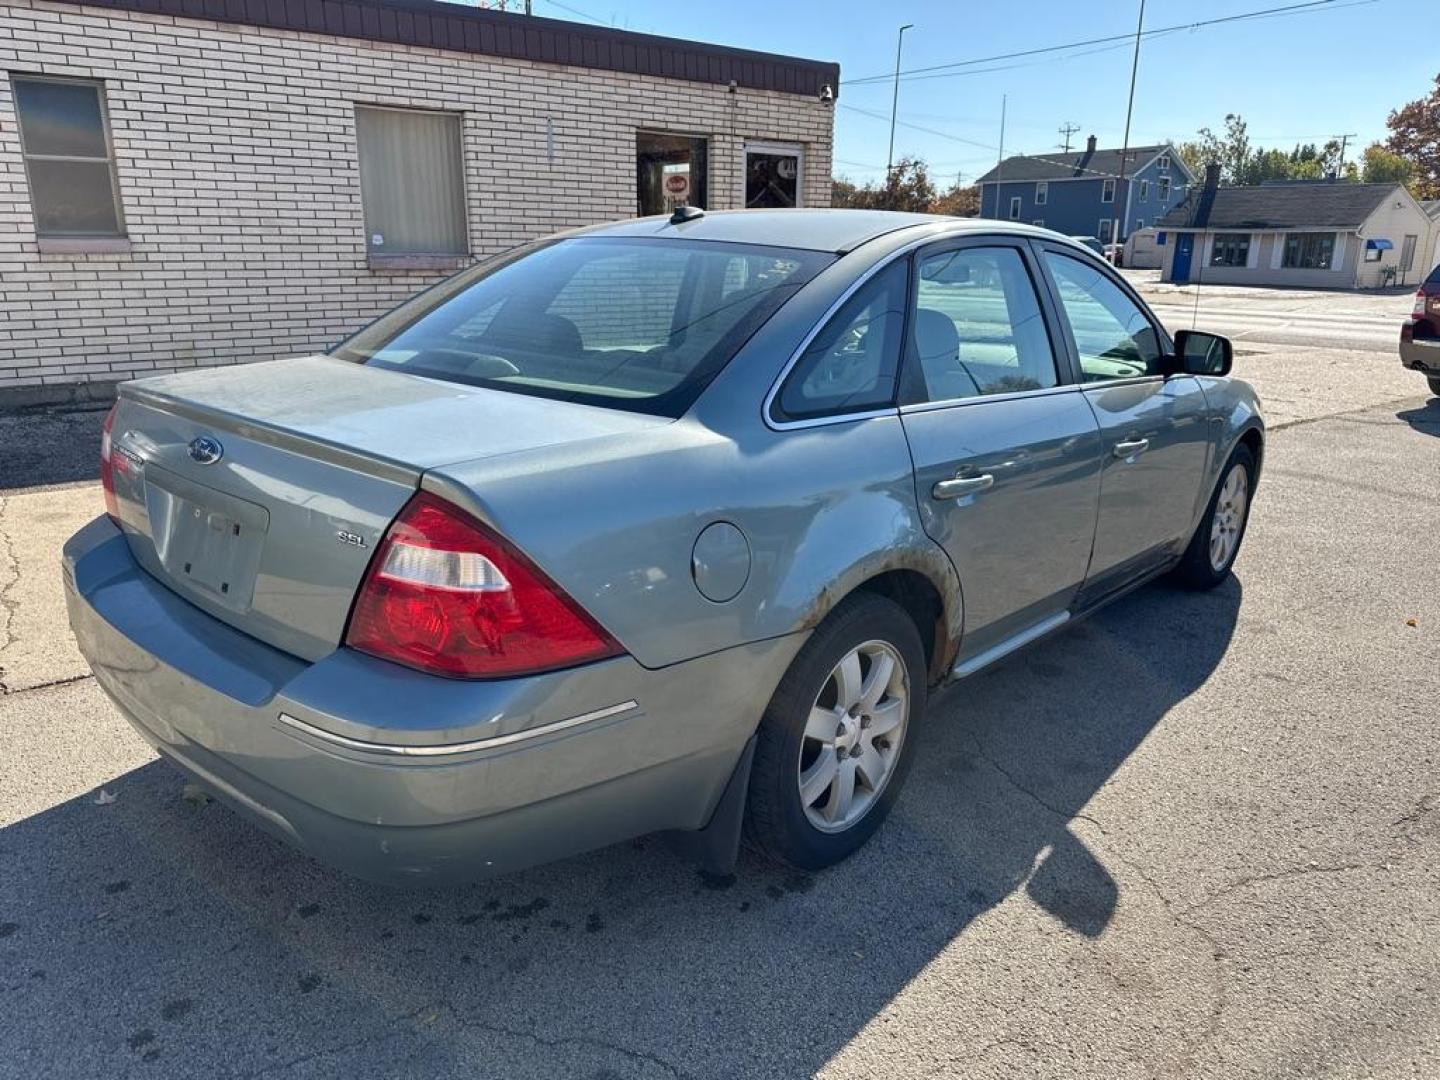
1365 238 1394 250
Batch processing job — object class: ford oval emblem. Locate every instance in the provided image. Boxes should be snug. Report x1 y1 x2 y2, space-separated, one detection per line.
187 435 224 465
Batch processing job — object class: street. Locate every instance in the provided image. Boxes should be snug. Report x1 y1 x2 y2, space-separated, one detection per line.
2 333 1439 1079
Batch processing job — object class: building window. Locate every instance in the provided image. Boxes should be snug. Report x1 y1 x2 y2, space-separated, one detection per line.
1035 181 1048 206
1364 246 1382 263
1139 179 1149 201
1134 218 1144 230
1210 233 1251 267
1158 177 1171 200
1032 219 1045 227
1101 179 1116 203
1009 196 1022 220
1158 154 1171 172
638 131 708 216
1282 232 1335 270
745 142 802 208
1098 218 1114 243
355 105 467 256
12 76 125 237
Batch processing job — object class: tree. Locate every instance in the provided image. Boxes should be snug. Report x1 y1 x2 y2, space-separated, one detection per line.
1193 113 1251 185
831 158 937 212
932 181 980 217
1385 74 1440 198
831 177 859 207
1361 142 1416 185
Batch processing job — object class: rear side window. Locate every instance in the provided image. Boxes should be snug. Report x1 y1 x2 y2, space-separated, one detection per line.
333 238 830 417
777 260 909 421
911 246 1058 402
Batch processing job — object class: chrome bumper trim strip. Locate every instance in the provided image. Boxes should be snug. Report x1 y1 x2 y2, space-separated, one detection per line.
277 700 640 757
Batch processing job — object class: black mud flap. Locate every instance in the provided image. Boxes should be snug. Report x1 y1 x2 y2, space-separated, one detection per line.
664 734 756 878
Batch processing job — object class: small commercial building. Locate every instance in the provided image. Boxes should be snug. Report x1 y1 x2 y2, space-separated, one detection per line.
1158 176 1437 289
0 0 838 403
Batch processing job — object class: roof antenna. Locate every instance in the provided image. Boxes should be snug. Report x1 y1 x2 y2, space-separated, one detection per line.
670 205 704 225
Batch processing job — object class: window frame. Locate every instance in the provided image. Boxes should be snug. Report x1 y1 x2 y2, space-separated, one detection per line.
896 234 1076 413
1030 236 1175 388
1035 181 1048 206
1158 154 1171 173
1281 231 1336 270
1008 196 1022 220
743 139 804 209
1032 219 1045 227
354 102 470 262
1158 176 1171 200
1139 179 1149 201
1210 232 1251 268
1101 178 1116 203
11 73 126 240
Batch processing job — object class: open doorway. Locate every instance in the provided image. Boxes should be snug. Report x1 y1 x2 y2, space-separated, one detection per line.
637 132 707 216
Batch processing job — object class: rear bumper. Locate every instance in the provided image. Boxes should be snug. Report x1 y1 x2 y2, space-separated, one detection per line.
64 515 803 884
1400 335 1440 373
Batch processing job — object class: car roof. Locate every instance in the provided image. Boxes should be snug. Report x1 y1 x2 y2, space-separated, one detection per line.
568 209 1064 254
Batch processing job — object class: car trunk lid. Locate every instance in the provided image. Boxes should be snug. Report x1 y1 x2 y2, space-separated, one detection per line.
108 355 668 661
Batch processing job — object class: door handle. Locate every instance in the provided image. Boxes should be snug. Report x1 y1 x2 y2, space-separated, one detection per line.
933 473 995 500
1113 438 1150 459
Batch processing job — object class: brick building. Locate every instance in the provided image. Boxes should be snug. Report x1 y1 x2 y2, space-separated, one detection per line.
0 0 838 404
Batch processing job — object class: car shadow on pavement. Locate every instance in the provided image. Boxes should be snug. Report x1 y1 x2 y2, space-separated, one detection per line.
0 578 1241 1078
1397 398 1440 437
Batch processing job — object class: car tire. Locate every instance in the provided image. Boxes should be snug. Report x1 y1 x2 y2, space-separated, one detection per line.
744 591 927 871
1172 443 1256 590
1427 375 1440 398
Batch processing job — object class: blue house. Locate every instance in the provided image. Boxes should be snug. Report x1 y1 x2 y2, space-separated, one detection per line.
976 135 1195 244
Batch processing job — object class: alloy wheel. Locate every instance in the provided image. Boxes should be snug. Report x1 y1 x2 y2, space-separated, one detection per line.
796 640 909 834
1208 463 1249 572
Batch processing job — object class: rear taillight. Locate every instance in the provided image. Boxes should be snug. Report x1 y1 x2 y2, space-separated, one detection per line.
99 403 119 521
345 492 622 679
1414 290 1427 317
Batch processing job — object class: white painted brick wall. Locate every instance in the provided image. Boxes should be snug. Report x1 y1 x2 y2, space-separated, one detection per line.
0 0 835 389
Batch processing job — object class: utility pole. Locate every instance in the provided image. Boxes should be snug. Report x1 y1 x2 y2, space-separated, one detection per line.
886 24 915 176
1333 132 1356 178
1115 0 1145 250
993 94 1006 218
1058 122 1081 153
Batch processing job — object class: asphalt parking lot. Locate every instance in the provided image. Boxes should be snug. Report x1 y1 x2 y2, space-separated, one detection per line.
2 326 1438 1078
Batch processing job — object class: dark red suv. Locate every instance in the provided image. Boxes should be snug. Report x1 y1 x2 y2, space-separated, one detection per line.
1400 264 1440 396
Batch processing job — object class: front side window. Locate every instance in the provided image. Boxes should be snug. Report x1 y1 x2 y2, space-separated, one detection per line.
1043 251 1162 381
1211 233 1251 268
1101 178 1116 203
355 105 467 256
12 76 125 237
1282 232 1335 270
335 237 830 417
1035 182 1048 206
910 247 1058 402
777 260 908 421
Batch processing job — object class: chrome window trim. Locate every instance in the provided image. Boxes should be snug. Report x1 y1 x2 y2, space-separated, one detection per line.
897 381 1085 415
277 700 639 758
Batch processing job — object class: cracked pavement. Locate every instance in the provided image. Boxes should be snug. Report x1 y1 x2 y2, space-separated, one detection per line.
1 342 1438 1078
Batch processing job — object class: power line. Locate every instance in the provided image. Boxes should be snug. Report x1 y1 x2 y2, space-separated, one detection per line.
842 0 1369 86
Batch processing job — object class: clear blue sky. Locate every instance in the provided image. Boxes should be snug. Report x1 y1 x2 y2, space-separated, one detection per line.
526 0 1427 186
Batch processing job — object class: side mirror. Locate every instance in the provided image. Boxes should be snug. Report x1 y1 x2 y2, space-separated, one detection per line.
1171 329 1233 377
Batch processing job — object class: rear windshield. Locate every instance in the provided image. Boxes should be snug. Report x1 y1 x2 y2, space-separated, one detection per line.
332 237 832 416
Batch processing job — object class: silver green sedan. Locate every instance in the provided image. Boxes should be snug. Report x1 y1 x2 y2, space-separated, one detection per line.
64 210 1263 884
